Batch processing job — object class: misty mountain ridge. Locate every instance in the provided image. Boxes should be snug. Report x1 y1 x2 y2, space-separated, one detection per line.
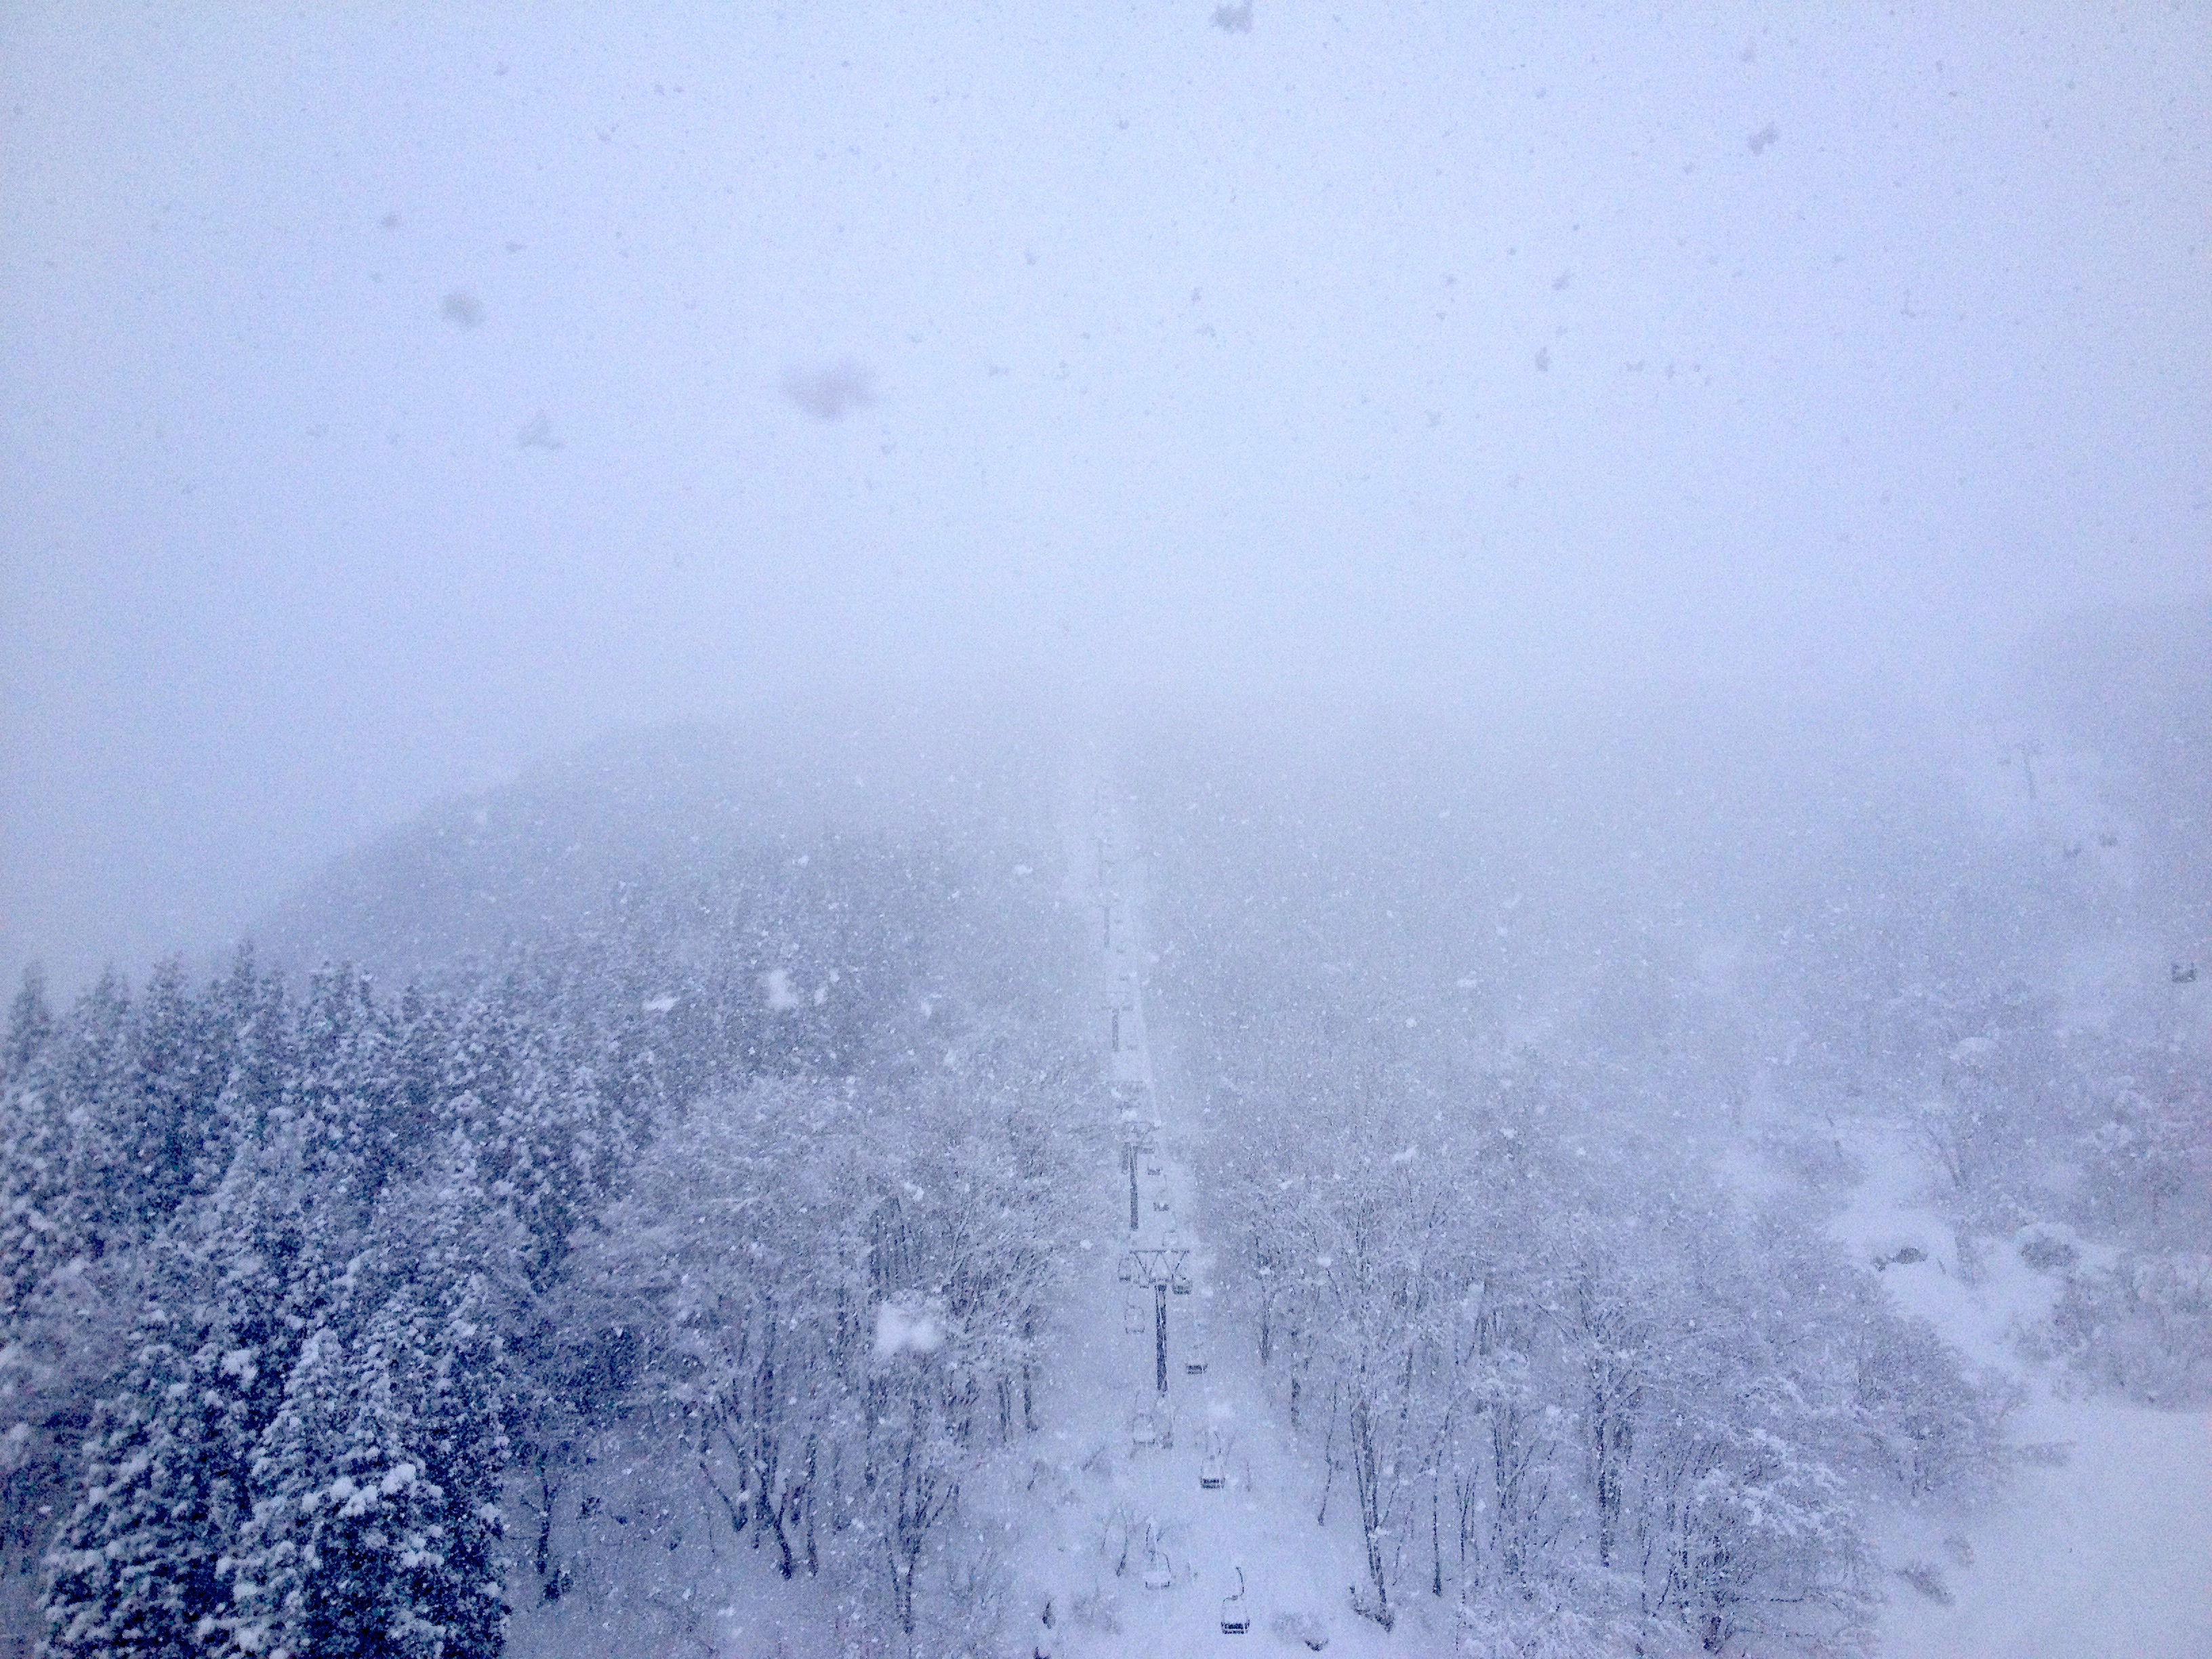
255 711 1065 990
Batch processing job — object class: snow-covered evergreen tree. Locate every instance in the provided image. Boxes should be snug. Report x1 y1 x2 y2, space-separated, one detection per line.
41 1269 239 1655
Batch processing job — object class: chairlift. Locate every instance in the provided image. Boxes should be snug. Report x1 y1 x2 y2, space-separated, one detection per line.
1151 1196 1172 1212
1219 1566 1252 1633
1130 1394 1163 1448
1116 1253 1136 1284
1199 1427 1226 1489
1171 1267 1194 1296
1141 1521 1172 1591
1122 1288 1149 1334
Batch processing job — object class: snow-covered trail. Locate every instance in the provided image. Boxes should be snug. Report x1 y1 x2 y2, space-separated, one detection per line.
1825 1128 2212 1658
991 795 1453 1656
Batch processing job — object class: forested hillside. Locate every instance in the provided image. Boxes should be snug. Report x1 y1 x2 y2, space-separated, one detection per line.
1126 643 2208 1653
3 732 1101 1656
8 0 2207 1646
3 613 2207 1657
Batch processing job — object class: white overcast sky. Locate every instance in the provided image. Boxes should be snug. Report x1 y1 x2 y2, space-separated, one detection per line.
3 2 2207 991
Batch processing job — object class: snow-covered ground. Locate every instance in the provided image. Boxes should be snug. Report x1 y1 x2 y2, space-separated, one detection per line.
1827 1128 2212 1658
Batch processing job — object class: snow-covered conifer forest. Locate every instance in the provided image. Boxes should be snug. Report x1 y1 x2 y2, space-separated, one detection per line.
5 613 2208 1656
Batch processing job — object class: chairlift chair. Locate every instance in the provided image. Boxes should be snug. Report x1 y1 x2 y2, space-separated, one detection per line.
1141 1521 1172 1591
1198 1424 1227 1488
1219 1567 1252 1633
1130 1395 1162 1448
1170 1267 1194 1296
1122 1288 1149 1334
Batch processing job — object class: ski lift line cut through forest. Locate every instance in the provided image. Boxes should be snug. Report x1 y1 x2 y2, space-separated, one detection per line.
1096 793 1317 1645
1099 807 1198 1408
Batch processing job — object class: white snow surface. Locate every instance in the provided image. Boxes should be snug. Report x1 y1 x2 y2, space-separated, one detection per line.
1828 1128 2212 1658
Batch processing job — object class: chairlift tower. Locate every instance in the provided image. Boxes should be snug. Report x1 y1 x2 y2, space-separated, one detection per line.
1118 1243 1192 1393
1105 999 1134 1064
1119 1114 1157 1233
